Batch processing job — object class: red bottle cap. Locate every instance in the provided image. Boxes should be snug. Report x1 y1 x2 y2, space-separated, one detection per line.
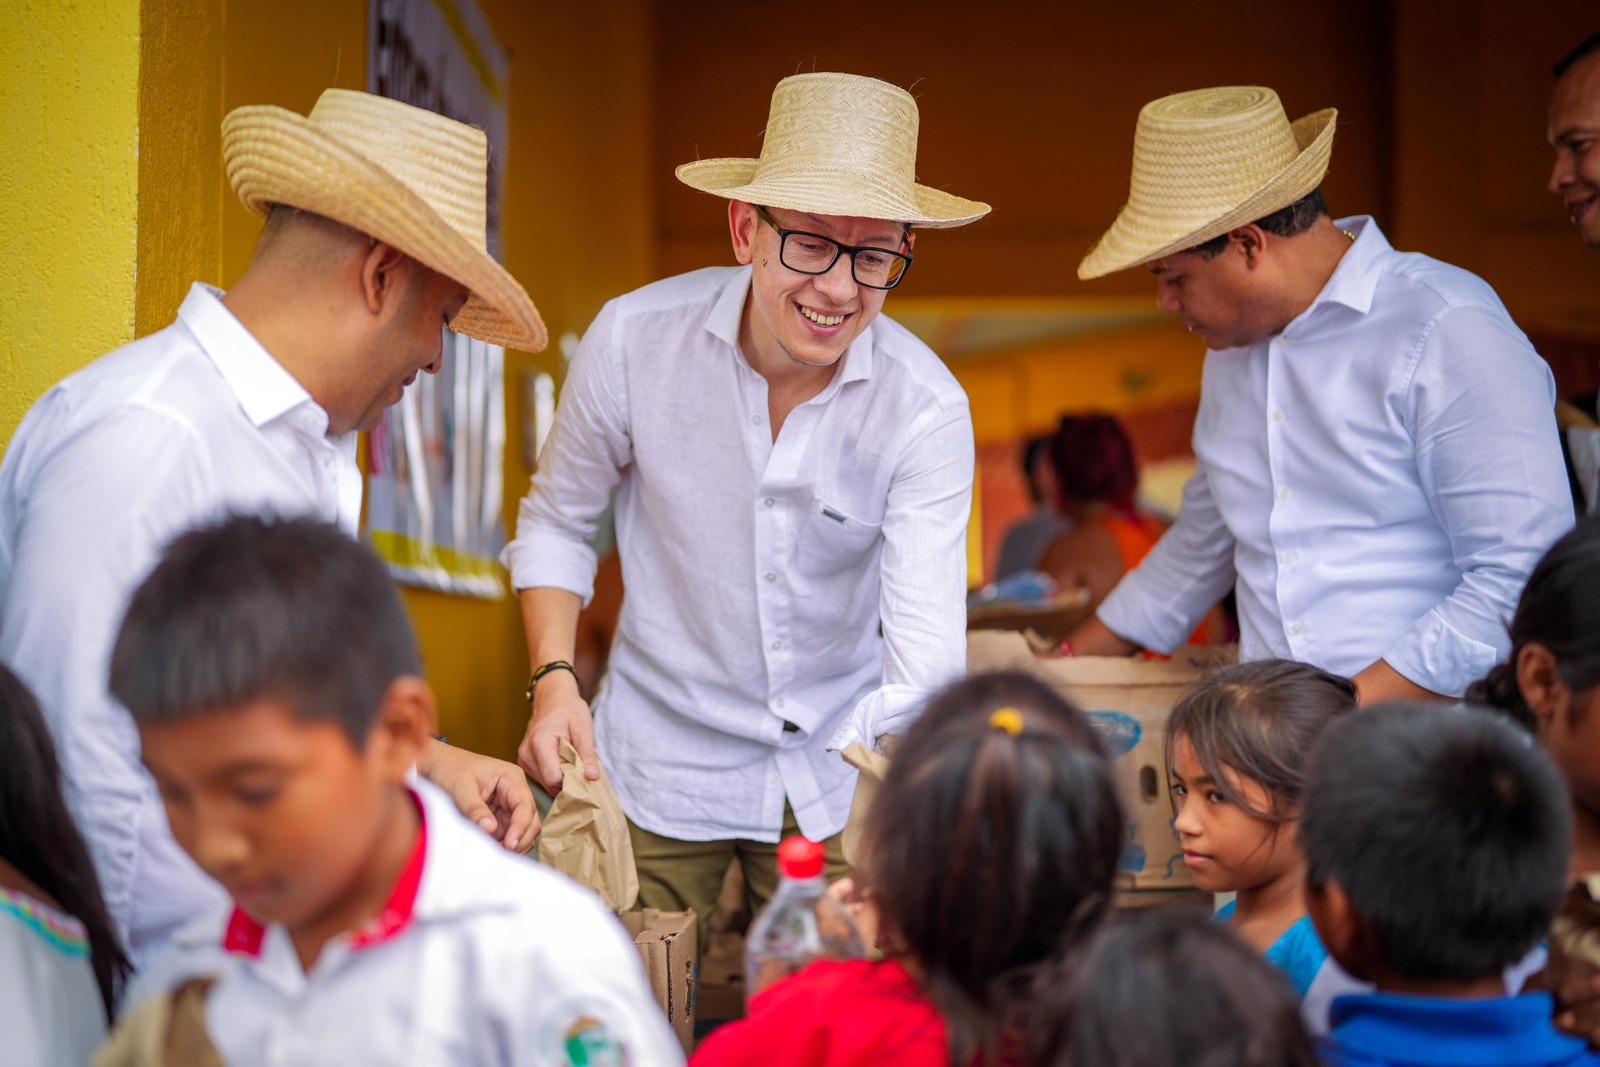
777 836 825 879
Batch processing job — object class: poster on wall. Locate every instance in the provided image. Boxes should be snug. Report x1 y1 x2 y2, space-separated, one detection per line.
365 0 510 598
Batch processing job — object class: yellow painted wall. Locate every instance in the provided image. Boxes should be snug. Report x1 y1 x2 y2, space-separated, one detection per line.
950 322 1207 446
0 0 141 448
136 0 224 337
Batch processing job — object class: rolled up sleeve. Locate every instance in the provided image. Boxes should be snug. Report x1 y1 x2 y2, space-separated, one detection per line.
1384 306 1572 696
501 303 632 604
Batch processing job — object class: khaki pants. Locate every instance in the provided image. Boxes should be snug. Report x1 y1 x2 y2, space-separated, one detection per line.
627 804 849 949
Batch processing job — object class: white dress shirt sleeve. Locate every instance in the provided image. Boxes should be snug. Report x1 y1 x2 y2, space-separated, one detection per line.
1096 460 1239 653
0 404 218 953
1383 304 1571 695
830 400 974 749
502 304 631 604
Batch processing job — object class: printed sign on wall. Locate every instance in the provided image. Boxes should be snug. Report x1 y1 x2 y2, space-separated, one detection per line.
365 0 510 597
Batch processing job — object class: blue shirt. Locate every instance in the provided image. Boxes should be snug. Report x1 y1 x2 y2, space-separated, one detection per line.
1215 900 1328 997
1323 992 1600 1067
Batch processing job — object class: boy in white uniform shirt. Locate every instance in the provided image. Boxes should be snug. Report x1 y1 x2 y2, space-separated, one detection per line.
106 515 681 1067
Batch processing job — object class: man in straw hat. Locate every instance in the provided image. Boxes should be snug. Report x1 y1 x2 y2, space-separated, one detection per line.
1065 85 1571 704
504 71 988 921
0 89 547 965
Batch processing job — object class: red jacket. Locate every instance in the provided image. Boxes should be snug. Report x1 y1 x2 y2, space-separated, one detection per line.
691 959 949 1067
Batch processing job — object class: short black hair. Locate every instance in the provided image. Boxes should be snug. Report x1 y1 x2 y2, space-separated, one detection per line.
1188 188 1329 259
110 513 422 744
1302 704 1570 983
1062 908 1321 1067
1555 33 1600 80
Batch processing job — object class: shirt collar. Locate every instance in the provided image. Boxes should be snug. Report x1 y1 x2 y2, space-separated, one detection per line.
1303 215 1390 318
1329 991 1584 1065
177 283 327 433
704 266 877 386
221 789 429 960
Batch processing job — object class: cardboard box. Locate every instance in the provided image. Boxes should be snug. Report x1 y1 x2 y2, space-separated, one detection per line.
621 909 698 1053
967 631 1235 892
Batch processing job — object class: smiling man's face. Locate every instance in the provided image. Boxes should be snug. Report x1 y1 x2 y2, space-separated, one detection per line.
732 201 911 374
1549 51 1600 248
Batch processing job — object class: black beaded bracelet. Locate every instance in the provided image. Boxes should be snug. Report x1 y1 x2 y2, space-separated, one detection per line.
525 660 582 703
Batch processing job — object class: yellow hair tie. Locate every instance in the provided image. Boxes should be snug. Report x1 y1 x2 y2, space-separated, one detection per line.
988 707 1024 736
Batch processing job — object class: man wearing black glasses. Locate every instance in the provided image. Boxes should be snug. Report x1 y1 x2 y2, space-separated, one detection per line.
502 72 988 925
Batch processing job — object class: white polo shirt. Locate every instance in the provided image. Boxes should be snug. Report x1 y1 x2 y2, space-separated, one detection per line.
124 780 683 1066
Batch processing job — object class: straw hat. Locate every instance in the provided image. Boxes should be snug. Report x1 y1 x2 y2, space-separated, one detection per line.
676 72 990 229
222 89 547 352
1078 86 1337 280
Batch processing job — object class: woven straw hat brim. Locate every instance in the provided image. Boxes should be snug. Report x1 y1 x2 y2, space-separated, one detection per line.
676 157 990 229
1078 108 1337 280
223 105 547 353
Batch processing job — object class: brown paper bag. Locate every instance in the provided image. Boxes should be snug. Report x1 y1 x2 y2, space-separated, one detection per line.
94 978 223 1067
537 739 639 913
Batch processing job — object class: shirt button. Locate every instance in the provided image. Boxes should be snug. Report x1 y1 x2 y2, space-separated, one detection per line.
752 414 763 425
1278 488 1290 501
1273 410 1286 423
763 498 775 509
765 572 777 582
771 640 783 651
776 698 786 709
1289 622 1304 636
1282 551 1297 565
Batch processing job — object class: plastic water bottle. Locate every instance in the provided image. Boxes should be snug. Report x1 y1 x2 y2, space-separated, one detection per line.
743 836 866 999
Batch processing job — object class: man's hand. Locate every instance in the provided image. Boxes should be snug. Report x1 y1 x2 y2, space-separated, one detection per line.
1351 659 1448 707
517 670 600 794
418 737 539 854
1055 614 1142 657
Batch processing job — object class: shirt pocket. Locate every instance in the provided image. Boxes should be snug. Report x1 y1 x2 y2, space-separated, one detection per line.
795 495 884 579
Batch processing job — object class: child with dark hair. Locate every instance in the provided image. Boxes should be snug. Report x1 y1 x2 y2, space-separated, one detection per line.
692 670 1127 1066
1062 908 1321 1067
107 514 681 1065
1469 517 1600 872
1166 658 1359 1030
0 663 130 1062
1303 704 1595 1067
1468 516 1600 1036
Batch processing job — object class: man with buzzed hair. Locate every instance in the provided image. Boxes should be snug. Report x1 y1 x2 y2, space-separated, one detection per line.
0 89 546 965
1066 86 1571 705
1550 32 1600 249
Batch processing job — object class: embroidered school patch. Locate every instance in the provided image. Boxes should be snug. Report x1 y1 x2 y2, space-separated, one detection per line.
558 1015 627 1067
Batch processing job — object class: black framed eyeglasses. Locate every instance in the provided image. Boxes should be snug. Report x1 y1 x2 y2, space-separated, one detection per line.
754 206 914 291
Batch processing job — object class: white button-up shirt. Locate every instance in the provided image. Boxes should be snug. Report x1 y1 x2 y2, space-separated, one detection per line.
503 266 973 843
0 284 362 962
126 781 684 1067
1098 218 1572 696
